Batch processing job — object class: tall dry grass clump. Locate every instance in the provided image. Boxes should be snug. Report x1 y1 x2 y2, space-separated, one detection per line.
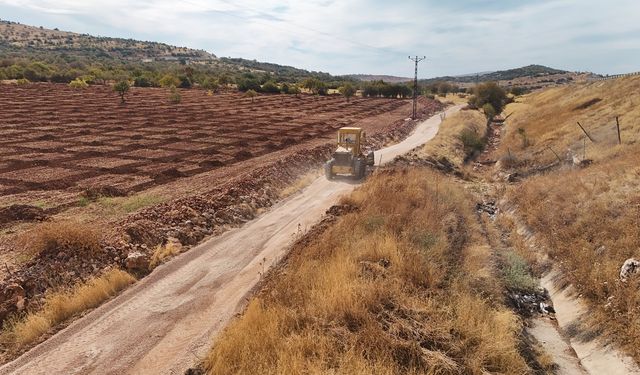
20 221 101 258
204 168 532 374
413 109 487 168
499 75 640 170
497 76 640 359
508 152 640 359
1 268 135 349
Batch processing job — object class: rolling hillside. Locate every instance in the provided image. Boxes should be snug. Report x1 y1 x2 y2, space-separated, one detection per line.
0 19 343 83
0 19 215 62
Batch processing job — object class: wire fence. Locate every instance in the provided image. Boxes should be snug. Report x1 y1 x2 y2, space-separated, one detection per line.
594 71 640 81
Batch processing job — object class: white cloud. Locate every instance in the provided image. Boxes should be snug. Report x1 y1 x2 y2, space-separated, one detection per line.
0 0 638 76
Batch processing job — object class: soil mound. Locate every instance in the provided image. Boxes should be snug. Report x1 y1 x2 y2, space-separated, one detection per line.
0 204 47 225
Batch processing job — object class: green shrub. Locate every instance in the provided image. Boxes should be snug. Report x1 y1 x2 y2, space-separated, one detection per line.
260 81 280 94
68 78 89 89
502 252 537 293
201 77 219 92
113 80 130 103
159 74 180 88
482 103 496 121
469 82 507 113
133 76 154 87
338 83 356 102
169 86 181 104
458 128 485 159
245 89 258 102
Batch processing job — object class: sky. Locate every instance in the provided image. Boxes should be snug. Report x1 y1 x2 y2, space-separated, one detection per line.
1 0 639 78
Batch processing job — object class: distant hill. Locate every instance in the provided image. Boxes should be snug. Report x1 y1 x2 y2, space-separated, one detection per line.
421 65 570 84
219 57 339 82
346 74 412 83
0 19 215 62
0 19 345 84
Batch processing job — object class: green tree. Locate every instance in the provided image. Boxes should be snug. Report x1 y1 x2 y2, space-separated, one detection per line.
169 86 182 104
482 103 496 124
201 77 219 92
218 74 231 87
236 74 261 92
69 78 89 89
469 82 507 114
288 85 301 97
245 89 258 103
338 83 356 102
113 80 130 104
261 81 280 94
178 75 192 88
159 74 180 88
301 78 327 95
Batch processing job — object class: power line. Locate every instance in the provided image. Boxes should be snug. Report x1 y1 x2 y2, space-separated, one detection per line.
409 56 426 119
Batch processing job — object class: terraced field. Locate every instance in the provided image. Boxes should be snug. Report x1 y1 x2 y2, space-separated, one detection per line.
0 83 407 199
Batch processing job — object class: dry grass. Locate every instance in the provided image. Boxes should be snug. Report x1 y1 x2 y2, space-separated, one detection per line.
1 268 135 349
98 193 166 214
149 241 183 268
501 76 640 360
279 169 322 199
437 93 469 105
19 221 101 258
413 109 487 169
204 168 533 374
499 75 640 169
508 154 640 358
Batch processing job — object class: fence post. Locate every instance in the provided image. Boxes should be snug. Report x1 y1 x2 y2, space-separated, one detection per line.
546 146 562 162
616 116 622 144
576 122 596 143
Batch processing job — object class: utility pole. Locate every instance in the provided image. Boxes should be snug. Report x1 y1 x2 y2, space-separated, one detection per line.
408 55 426 119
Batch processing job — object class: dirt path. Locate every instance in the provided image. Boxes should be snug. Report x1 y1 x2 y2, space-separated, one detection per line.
0 106 463 375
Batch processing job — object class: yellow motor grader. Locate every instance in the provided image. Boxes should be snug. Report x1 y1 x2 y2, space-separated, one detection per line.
325 127 375 180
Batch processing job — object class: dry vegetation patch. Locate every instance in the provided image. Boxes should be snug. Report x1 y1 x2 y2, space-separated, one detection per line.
400 110 487 176
204 168 534 374
500 76 640 360
0 268 135 351
499 76 640 170
19 221 100 258
508 154 640 358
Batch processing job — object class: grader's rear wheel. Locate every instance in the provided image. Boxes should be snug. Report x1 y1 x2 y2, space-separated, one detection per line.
325 159 335 180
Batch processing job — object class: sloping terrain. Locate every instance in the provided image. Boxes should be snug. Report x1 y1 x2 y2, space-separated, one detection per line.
0 79 446 353
497 76 640 361
0 105 456 375
0 20 214 61
204 167 534 374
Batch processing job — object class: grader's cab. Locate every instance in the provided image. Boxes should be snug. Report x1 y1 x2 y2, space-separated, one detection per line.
325 127 375 180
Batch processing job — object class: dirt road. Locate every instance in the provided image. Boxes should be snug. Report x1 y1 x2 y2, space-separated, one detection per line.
0 106 462 375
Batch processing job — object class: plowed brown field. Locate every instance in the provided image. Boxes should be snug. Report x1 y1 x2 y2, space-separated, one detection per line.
0 83 407 200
